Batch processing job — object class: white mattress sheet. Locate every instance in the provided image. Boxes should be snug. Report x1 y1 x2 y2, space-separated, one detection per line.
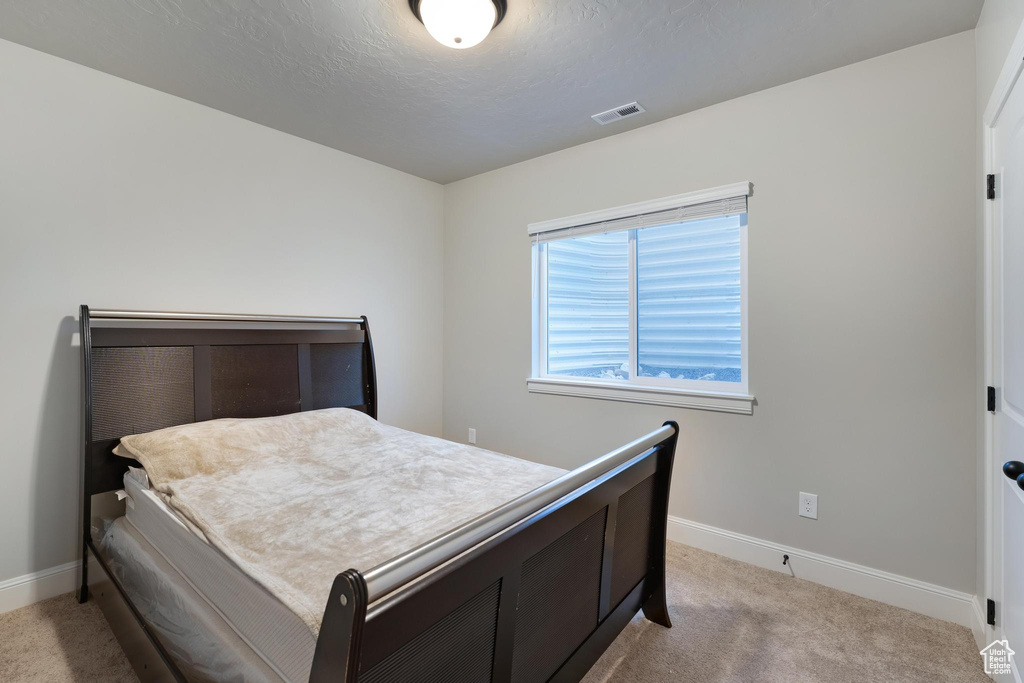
122 473 316 682
100 516 283 683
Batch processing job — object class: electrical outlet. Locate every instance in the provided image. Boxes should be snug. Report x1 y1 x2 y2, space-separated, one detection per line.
468 427 477 445
799 492 818 519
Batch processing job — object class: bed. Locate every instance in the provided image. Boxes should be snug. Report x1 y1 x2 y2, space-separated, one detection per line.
77 306 679 682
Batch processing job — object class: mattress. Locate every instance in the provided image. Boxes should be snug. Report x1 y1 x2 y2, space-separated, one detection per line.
100 515 284 683
122 472 316 682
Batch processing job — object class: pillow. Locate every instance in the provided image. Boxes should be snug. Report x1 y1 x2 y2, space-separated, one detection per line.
112 407 378 484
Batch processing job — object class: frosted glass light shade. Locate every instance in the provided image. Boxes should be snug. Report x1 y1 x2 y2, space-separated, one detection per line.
417 0 498 49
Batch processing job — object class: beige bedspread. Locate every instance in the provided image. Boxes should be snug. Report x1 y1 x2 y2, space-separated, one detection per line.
115 408 564 635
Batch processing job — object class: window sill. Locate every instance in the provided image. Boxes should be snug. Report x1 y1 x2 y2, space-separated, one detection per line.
526 377 754 415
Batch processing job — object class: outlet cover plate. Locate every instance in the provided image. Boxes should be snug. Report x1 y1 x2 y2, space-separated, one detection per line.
799 492 818 519
468 428 477 445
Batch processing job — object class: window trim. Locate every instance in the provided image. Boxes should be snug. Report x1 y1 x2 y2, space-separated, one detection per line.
525 377 755 414
527 181 752 237
529 183 754 414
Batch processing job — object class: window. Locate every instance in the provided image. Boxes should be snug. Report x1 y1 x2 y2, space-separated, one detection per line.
529 183 753 414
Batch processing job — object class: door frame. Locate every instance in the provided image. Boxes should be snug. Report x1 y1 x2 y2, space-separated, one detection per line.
982 16 1024 668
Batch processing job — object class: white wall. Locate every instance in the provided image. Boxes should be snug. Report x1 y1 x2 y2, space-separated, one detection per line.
442 32 977 593
974 0 1024 629
976 0 1024 105
0 39 444 585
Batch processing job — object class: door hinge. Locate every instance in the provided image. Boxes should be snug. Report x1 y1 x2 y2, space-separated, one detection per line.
988 386 997 413
988 598 996 626
987 174 996 200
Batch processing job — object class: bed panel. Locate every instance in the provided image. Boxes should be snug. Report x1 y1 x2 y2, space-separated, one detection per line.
91 347 195 441
511 508 607 683
309 343 367 411
359 581 501 683
210 344 301 418
609 474 656 608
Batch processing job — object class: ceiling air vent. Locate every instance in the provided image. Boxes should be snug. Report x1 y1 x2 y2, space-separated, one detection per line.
591 102 646 125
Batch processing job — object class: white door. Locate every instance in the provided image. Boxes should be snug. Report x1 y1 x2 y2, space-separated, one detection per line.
990 65 1024 683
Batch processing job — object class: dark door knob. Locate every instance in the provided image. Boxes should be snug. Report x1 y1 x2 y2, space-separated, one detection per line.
1004 462 1024 490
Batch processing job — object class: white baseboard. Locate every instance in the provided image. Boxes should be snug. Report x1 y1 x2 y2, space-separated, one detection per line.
0 559 92 615
0 521 982 635
972 596 990 650
668 516 977 629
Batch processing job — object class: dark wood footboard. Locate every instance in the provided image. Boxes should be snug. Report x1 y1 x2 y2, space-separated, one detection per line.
310 422 679 683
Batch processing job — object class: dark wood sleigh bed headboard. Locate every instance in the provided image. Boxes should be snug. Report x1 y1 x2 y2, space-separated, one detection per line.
79 305 377 498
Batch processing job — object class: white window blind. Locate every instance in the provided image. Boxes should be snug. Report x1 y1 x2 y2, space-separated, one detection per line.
635 216 743 383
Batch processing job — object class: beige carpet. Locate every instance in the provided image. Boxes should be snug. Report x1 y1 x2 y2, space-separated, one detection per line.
0 591 136 682
0 542 987 682
584 543 987 683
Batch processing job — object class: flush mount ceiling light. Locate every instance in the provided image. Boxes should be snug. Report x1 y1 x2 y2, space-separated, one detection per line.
409 0 507 49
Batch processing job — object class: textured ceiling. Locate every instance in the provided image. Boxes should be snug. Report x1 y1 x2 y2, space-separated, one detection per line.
0 0 982 184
